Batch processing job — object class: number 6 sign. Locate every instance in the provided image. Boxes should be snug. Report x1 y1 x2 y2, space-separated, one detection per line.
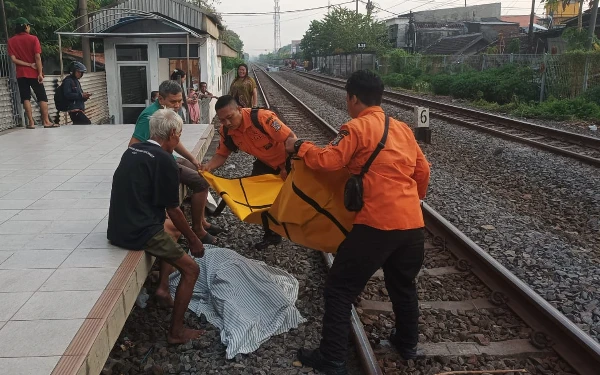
415 107 429 128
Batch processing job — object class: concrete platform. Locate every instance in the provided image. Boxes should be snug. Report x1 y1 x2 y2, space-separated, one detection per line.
0 124 214 375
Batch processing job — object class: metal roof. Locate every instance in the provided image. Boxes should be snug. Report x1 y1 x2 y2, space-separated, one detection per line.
55 0 221 38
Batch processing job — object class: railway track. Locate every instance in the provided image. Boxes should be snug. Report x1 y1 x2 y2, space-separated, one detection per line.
251 64 600 375
278 68 600 167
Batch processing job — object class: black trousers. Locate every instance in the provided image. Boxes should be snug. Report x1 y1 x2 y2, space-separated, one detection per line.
320 224 425 361
250 158 291 177
69 111 91 125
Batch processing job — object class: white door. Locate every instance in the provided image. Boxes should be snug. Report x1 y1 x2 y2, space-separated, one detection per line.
118 64 150 124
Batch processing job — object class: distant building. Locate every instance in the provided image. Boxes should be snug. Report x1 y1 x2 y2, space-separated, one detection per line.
545 0 580 26
386 3 502 52
500 15 541 28
291 40 302 55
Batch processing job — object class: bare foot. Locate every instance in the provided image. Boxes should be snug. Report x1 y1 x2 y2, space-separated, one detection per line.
167 328 205 345
155 289 174 308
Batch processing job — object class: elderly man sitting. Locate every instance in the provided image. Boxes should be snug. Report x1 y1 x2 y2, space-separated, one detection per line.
108 109 204 344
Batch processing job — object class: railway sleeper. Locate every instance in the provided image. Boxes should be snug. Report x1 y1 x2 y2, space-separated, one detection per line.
375 338 553 358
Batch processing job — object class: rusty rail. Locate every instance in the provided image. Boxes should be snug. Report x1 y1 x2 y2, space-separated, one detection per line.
252 64 600 375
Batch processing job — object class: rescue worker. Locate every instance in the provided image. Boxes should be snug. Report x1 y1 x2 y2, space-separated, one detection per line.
284 70 430 374
201 95 297 250
62 61 92 125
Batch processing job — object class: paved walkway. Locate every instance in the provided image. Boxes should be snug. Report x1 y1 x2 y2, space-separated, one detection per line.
0 124 213 375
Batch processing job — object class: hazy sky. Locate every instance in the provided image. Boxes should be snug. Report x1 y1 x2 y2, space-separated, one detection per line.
217 0 555 57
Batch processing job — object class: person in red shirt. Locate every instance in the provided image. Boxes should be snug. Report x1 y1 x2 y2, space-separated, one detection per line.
285 70 430 374
201 95 296 249
7 17 55 129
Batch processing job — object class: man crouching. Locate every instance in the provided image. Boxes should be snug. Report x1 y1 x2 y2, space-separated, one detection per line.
108 109 204 344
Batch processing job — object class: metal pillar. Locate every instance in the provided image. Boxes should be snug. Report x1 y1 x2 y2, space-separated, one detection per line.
587 0 599 50
78 0 91 69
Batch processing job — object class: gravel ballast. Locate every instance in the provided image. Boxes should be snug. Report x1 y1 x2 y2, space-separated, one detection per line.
269 70 600 344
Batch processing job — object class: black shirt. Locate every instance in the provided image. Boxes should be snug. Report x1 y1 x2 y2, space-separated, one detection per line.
107 141 180 250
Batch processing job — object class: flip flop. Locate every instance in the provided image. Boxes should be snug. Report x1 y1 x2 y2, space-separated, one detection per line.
205 224 225 236
26 126 35 129
43 124 60 128
200 232 219 245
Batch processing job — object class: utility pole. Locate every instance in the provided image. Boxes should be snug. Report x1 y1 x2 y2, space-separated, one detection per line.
78 0 91 70
366 0 374 17
356 0 359 14
587 0 599 50
528 0 536 45
273 0 280 53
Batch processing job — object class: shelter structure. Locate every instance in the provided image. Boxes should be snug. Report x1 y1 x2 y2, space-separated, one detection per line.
56 0 238 124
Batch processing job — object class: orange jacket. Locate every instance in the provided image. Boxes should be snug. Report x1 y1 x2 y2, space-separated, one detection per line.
297 106 430 231
216 109 292 170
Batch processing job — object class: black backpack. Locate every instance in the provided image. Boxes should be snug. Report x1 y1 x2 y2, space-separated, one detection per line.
53 77 69 112
223 108 269 152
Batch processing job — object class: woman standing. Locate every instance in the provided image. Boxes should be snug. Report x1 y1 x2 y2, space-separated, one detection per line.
187 88 200 124
170 69 189 123
229 63 257 108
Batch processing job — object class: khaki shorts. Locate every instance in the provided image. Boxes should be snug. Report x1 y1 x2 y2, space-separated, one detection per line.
144 229 186 261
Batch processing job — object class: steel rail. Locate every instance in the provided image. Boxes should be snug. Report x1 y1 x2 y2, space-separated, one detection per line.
284 69 600 166
255 64 600 374
422 202 600 375
251 65 383 375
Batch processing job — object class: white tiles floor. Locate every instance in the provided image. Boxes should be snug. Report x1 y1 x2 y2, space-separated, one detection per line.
0 124 209 374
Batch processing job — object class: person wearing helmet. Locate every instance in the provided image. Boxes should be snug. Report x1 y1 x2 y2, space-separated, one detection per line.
63 61 92 124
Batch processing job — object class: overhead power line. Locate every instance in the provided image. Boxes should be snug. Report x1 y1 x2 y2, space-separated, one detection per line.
220 1 355 16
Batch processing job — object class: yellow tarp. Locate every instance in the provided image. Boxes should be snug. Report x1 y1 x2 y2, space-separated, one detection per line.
202 159 356 253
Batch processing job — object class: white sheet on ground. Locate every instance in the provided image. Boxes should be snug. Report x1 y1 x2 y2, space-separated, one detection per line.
169 245 306 359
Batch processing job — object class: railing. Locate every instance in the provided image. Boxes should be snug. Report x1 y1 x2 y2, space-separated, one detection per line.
0 44 23 130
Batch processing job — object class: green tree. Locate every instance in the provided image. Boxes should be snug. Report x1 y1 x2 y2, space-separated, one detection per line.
2 0 77 54
300 7 389 59
220 29 243 54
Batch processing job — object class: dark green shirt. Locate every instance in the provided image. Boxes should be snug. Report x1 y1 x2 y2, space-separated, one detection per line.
132 101 161 142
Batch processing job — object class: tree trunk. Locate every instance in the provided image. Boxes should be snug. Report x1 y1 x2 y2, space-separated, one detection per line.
528 0 536 45
588 0 599 50
578 0 584 31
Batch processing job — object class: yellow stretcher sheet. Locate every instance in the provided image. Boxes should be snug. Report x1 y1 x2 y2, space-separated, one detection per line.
202 159 356 253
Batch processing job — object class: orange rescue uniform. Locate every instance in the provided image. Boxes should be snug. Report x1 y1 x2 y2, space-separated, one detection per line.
297 106 430 231
216 108 291 171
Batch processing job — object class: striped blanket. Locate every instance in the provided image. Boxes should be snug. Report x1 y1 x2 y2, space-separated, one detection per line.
169 245 306 358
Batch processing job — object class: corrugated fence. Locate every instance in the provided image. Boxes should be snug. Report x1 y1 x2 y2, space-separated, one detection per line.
33 72 110 125
0 44 22 132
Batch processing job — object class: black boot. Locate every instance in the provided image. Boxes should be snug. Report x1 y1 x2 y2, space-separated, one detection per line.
390 328 423 360
297 348 348 375
254 230 282 250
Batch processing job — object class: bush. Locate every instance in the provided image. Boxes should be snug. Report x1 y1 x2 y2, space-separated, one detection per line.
382 73 404 88
514 97 600 121
583 86 600 104
222 57 245 74
427 65 538 104
429 74 453 96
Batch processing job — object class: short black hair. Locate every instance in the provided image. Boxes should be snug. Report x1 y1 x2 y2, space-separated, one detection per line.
158 80 182 98
215 95 238 111
200 81 207 86
15 24 27 34
345 70 384 107
150 90 159 98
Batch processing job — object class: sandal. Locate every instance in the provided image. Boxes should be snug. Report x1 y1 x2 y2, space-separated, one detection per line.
205 223 225 236
26 125 35 129
200 232 219 245
43 124 60 128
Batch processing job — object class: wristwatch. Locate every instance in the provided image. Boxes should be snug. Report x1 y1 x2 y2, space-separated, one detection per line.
293 139 305 154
